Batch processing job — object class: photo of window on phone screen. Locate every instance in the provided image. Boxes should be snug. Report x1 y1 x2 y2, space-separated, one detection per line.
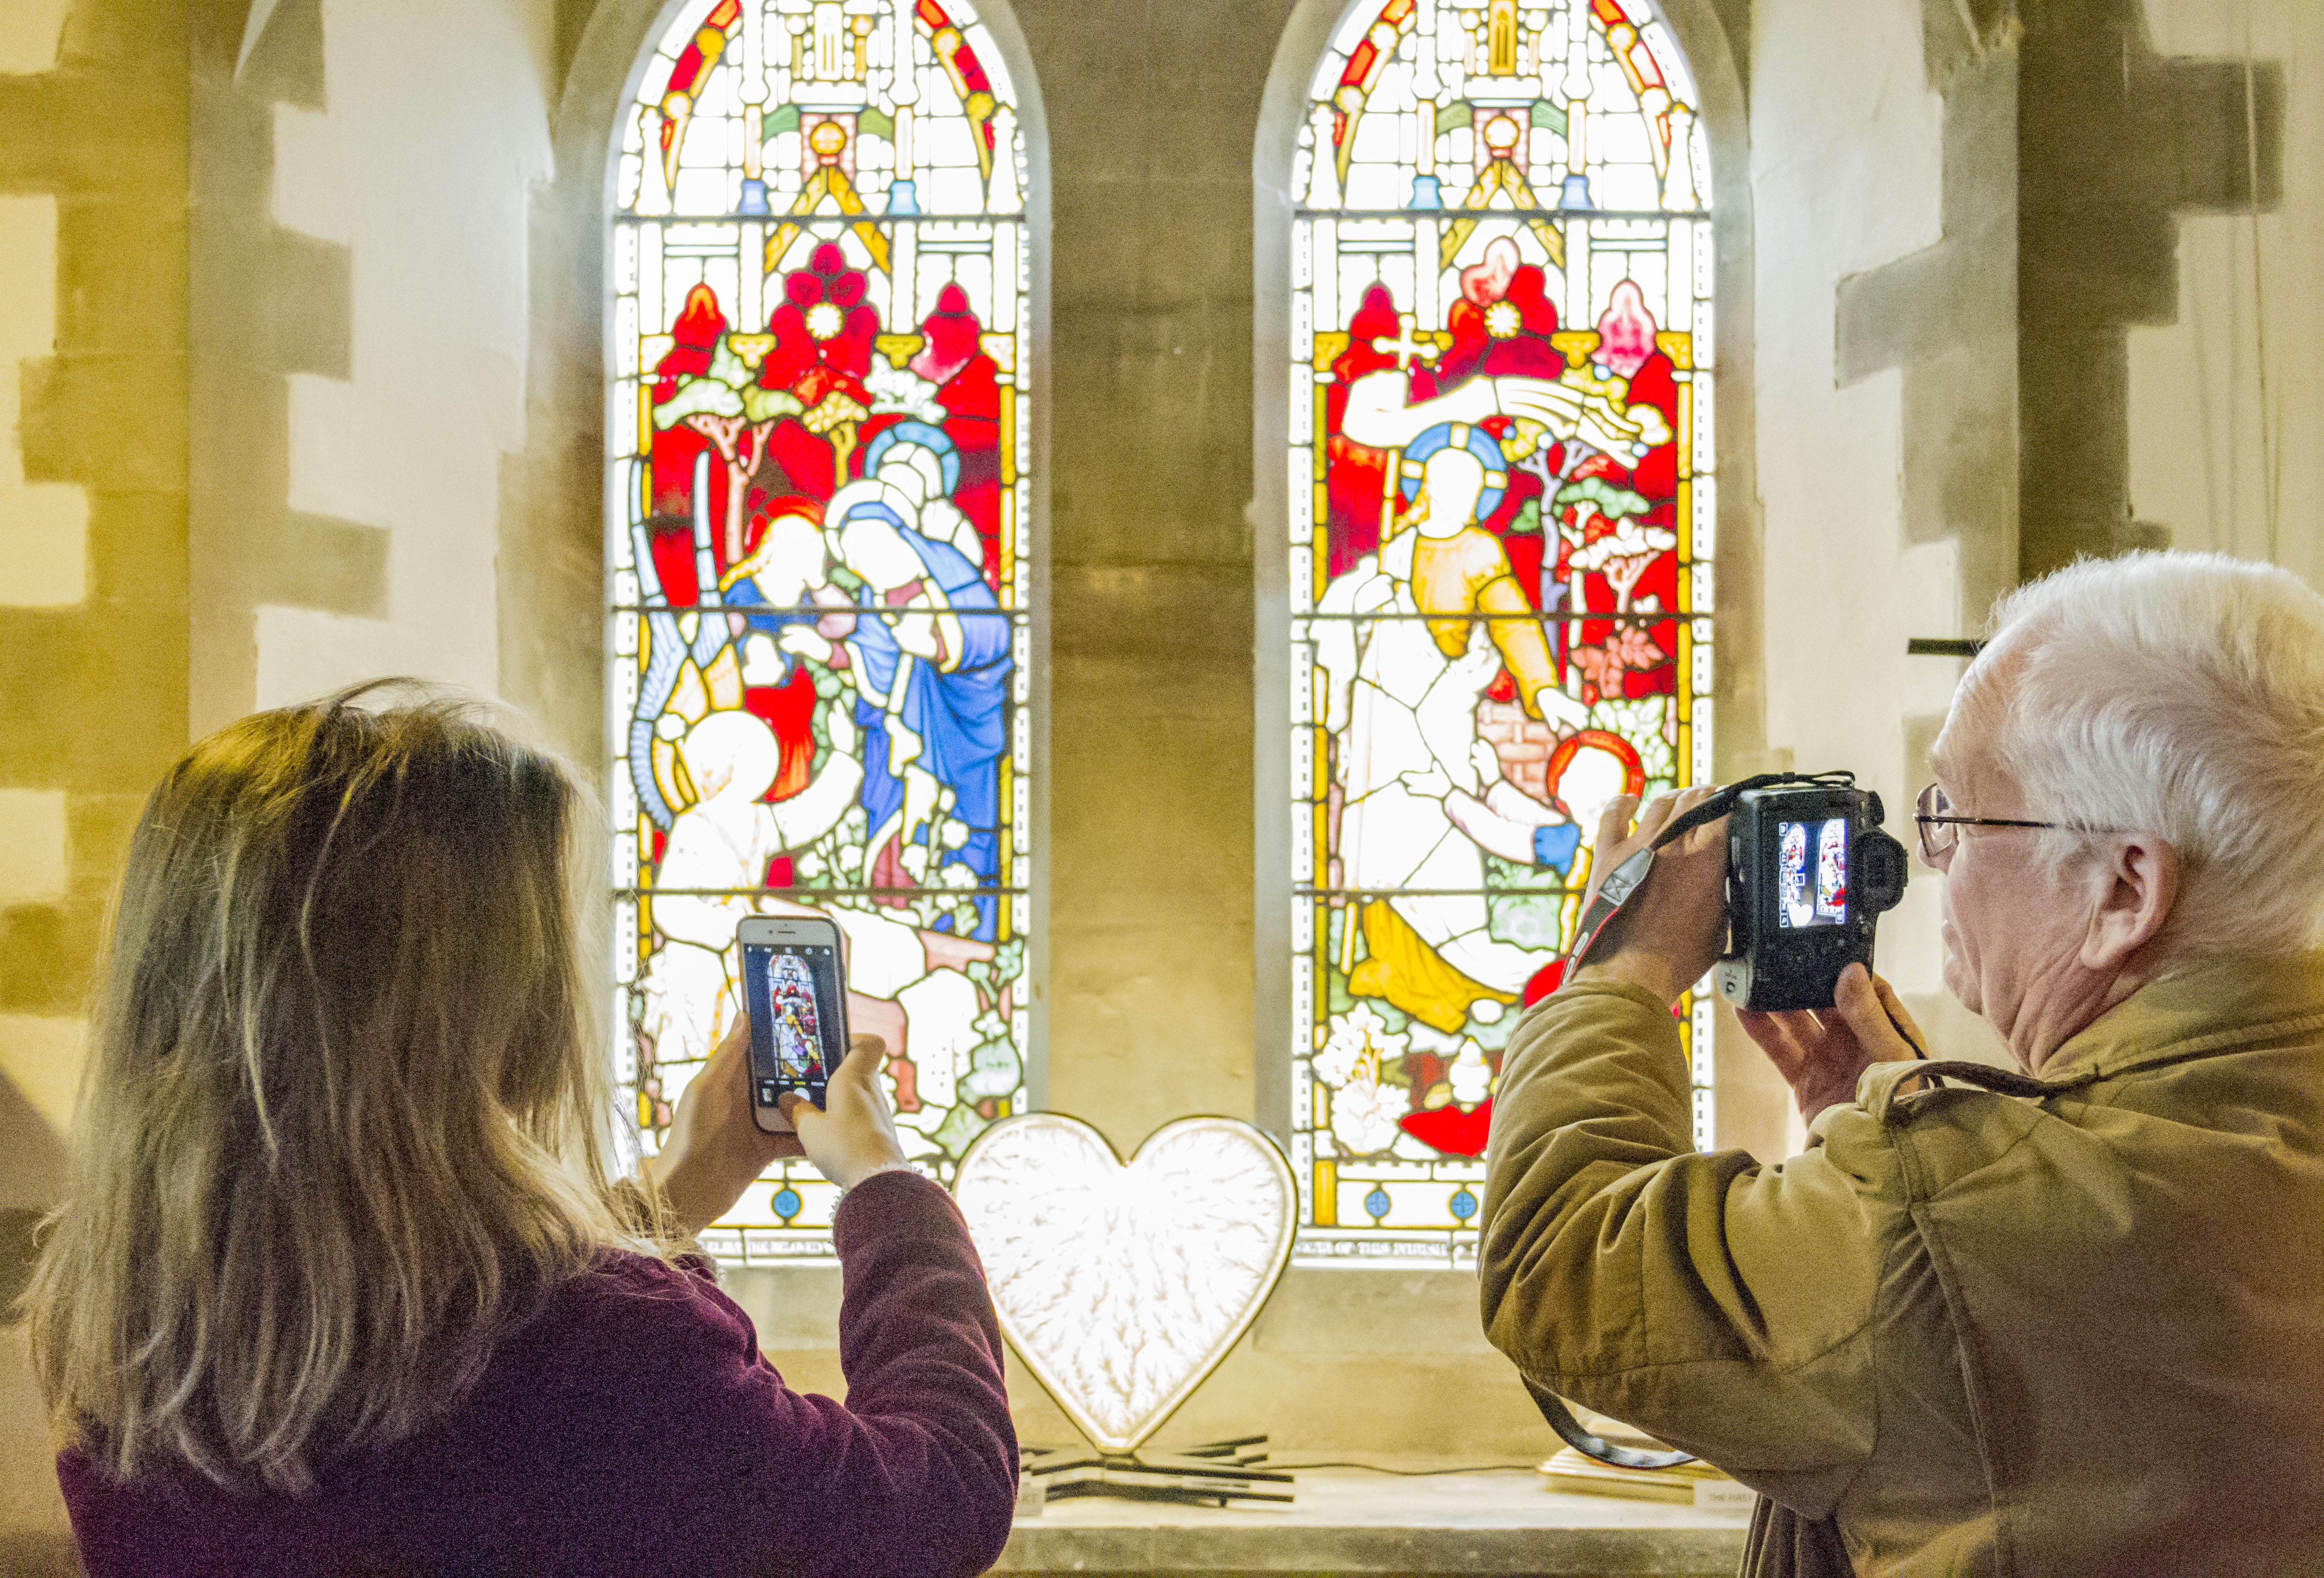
738 917 844 1133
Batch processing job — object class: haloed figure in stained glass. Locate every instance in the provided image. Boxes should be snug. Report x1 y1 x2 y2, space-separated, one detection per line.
1317 288 1669 1038
609 0 1034 1259
1291 0 1714 1250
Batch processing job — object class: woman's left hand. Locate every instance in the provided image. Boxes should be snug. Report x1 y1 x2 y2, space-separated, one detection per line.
644 1011 803 1237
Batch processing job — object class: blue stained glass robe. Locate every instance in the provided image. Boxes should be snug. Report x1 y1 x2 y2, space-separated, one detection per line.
848 520 1010 939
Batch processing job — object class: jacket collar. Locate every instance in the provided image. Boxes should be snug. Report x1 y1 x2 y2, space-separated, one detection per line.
2039 951 2324 1081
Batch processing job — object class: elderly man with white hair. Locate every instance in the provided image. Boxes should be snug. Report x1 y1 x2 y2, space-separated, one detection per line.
1479 552 2324 1576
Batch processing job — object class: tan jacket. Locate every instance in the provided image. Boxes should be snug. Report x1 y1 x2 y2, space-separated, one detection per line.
1480 957 2324 1576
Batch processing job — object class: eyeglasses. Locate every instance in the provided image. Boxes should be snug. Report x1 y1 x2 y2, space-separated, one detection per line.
1913 783 2082 863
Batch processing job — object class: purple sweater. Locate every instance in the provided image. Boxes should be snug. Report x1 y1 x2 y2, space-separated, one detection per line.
57 1171 1018 1578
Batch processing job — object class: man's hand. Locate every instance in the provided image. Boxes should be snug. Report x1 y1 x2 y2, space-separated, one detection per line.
1736 963 1928 1125
1571 785 1729 1008
644 1011 804 1237
784 1034 914 1192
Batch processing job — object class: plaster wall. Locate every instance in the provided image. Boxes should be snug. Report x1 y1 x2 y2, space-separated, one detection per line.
0 31 87 1145
251 0 554 709
0 192 78 1554
2129 0 2324 586
0 4 72 77
1751 0 2003 1093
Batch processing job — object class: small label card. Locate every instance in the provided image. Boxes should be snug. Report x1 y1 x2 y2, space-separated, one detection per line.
1694 1479 1757 1514
1014 1473 1047 1520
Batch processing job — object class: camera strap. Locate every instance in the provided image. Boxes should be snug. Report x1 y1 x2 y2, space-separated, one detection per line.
1563 772 1854 977
1524 1377 1700 1472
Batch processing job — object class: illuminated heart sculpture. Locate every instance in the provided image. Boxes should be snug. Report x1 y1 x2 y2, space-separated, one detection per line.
952 1114 1297 1455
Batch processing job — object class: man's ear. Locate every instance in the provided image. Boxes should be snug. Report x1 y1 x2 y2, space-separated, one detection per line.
2081 835 2180 972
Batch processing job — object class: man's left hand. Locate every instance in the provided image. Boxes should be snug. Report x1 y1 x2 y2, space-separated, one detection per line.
1571 785 1729 1008
1737 962 1927 1124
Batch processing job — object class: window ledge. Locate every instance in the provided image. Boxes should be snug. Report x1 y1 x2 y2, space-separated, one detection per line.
996 1466 1751 1575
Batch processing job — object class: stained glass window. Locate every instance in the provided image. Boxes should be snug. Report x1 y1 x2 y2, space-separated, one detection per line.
608 0 1033 1262
1287 0 1713 1267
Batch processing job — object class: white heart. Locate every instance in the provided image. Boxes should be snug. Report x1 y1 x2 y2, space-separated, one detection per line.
953 1114 1297 1455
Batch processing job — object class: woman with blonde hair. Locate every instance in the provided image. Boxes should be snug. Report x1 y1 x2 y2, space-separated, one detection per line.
27 687 1017 1576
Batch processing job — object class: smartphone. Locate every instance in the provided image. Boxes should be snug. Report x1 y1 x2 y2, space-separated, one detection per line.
736 916 846 1135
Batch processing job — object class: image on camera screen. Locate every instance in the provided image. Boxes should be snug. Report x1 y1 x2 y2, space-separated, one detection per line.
1779 818 1849 928
745 943 842 1088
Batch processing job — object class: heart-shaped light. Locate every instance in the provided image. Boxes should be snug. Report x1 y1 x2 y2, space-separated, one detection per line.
953 1114 1296 1455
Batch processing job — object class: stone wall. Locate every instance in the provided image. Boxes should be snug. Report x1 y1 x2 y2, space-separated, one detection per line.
0 0 190 1560
190 0 555 733
1765 0 2022 1101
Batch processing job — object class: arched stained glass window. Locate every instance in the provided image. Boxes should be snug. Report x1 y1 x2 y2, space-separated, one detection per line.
608 0 1034 1263
1287 0 1713 1266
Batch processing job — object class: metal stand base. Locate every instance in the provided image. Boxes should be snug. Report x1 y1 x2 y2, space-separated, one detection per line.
1019 1435 1295 1508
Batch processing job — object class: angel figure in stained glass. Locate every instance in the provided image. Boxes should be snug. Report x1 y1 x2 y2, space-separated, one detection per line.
639 709 864 1067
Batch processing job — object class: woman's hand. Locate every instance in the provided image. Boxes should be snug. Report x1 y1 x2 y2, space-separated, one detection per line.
784 1034 914 1192
1571 786 1729 1007
643 1013 802 1237
1736 963 1928 1125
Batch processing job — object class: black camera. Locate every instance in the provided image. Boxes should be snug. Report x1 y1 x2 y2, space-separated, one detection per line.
1713 780 1909 1011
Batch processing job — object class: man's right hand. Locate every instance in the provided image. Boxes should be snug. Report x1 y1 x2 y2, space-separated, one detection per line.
1571 786 1729 1007
1735 963 1927 1124
783 1034 915 1192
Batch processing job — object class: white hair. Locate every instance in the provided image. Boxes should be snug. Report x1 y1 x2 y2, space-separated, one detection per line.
1977 551 2324 961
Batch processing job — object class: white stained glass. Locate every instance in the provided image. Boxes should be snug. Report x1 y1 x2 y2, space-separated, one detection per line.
1291 0 1714 1268
608 0 1036 1264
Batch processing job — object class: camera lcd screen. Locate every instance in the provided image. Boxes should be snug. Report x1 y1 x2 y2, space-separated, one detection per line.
742 939 843 1109
1778 817 1850 929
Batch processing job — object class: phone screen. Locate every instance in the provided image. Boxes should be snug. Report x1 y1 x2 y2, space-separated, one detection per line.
1778 817 1849 929
742 938 843 1112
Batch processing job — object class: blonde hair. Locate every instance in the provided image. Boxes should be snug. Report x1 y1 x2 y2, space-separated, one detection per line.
25 685 673 1495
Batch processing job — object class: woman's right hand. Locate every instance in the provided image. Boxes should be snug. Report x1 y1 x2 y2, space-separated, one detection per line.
783 1034 914 1192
